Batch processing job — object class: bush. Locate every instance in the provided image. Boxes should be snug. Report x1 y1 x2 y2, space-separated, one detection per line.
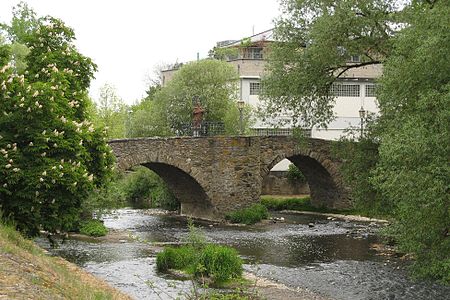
79 220 108 237
286 164 306 183
225 204 269 225
122 167 178 210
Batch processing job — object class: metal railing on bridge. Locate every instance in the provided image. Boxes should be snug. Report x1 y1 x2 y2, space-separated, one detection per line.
176 121 225 137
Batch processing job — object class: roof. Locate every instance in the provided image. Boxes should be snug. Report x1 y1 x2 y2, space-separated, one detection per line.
220 28 275 48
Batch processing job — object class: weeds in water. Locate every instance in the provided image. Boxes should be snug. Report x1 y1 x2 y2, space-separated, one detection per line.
79 219 108 237
156 220 243 284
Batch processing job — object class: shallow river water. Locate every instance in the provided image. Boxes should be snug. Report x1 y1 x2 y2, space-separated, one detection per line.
37 209 450 300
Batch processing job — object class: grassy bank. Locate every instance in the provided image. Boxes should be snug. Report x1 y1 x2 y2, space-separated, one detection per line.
0 222 131 299
261 195 357 215
225 204 269 225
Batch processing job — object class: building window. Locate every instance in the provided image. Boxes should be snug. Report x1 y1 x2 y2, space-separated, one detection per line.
365 84 377 97
348 55 361 63
330 83 360 97
250 82 261 95
243 47 263 59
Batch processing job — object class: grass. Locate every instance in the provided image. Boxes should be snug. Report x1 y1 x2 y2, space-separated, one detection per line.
261 195 358 215
156 220 243 285
225 203 269 225
80 219 108 237
0 221 130 299
156 244 243 284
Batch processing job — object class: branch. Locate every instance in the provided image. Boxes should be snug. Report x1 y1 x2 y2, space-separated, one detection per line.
333 61 382 79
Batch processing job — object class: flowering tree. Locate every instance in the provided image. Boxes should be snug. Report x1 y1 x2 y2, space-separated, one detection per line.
0 13 114 236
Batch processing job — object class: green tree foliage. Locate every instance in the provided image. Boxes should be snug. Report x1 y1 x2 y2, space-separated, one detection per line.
127 59 252 137
127 97 172 137
372 1 450 282
0 7 114 236
261 0 399 128
122 167 178 210
94 83 127 139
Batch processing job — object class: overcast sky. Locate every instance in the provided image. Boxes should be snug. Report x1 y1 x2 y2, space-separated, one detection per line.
0 0 280 104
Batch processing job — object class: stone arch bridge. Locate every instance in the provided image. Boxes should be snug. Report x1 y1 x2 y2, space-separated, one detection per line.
109 136 350 220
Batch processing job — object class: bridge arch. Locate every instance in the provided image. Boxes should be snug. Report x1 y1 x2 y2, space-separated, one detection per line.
141 162 218 219
261 139 350 209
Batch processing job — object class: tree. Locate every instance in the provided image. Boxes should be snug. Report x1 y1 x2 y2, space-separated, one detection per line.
155 59 239 132
261 0 400 128
264 0 449 282
94 83 127 139
0 6 114 236
130 59 251 137
372 0 450 282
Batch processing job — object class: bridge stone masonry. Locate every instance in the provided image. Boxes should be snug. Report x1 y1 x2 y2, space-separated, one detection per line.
108 136 351 220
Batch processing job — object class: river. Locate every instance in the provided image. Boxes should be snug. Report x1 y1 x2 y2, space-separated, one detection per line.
36 209 450 299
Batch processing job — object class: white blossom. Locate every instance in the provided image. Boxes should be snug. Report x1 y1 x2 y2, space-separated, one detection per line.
3 183 7 188
88 174 94 181
41 152 47 157
52 179 56 184
33 90 39 97
13 168 19 172
29 141 34 146
42 171 47 176
40 177 44 182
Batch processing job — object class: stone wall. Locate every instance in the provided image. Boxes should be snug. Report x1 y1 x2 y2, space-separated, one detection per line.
261 171 310 195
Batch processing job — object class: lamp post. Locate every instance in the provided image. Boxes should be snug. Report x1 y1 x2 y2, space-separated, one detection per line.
237 100 245 135
359 106 366 139
126 109 133 137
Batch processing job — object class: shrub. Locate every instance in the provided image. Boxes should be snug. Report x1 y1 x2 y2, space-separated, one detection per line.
79 219 108 237
286 164 306 183
122 167 178 210
225 204 269 225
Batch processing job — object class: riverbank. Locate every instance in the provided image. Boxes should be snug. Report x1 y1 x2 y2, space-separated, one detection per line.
0 223 131 299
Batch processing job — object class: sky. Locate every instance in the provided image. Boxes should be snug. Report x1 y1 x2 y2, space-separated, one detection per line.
0 0 280 105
